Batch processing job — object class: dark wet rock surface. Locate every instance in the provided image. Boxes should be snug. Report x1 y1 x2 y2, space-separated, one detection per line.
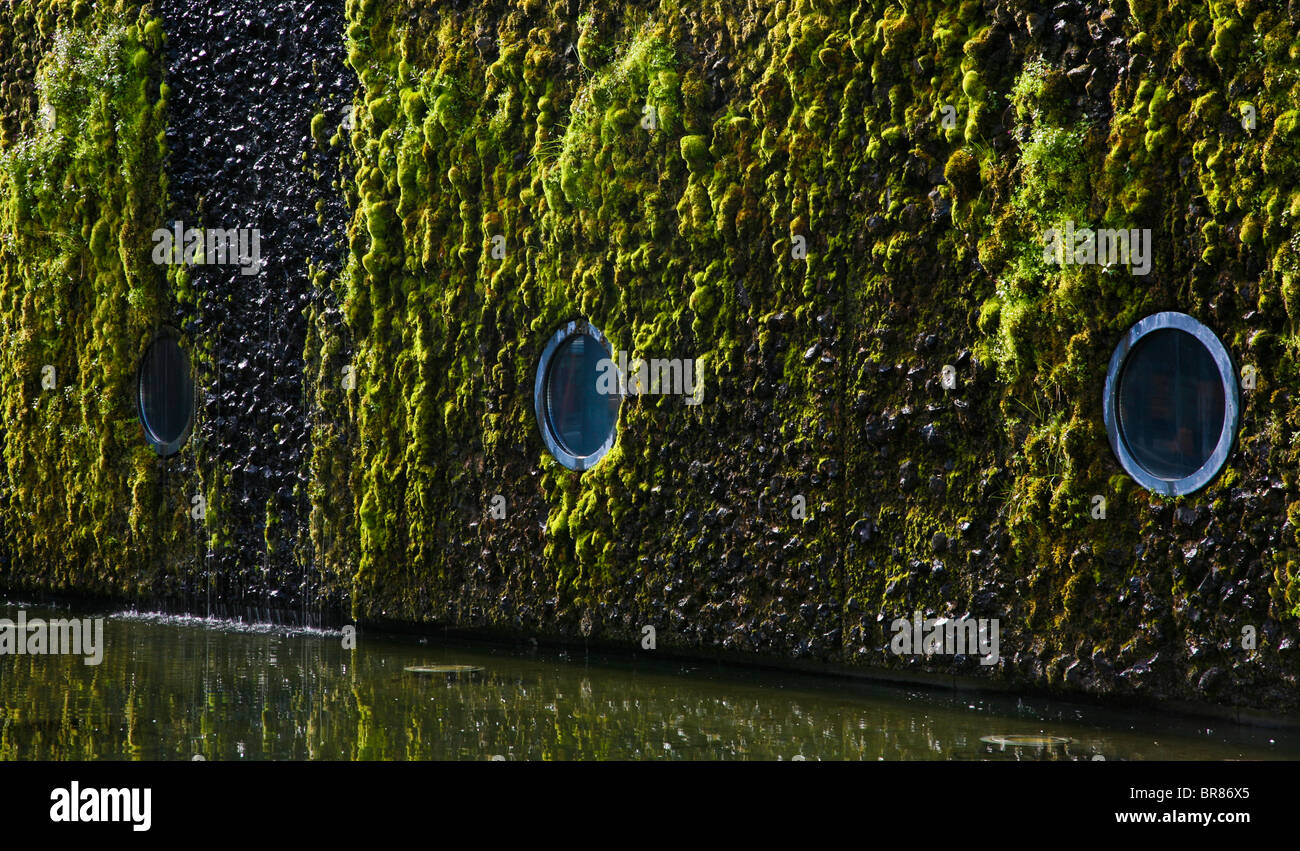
158 0 351 608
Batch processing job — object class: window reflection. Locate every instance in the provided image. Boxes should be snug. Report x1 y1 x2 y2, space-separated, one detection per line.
1117 328 1224 481
544 333 619 459
138 335 194 454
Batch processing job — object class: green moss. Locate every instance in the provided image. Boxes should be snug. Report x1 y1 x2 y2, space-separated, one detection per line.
368 94 396 128
1240 214 1262 245
679 134 709 172
0 3 175 596
311 112 330 149
977 297 1001 335
943 148 979 204
1210 17 1243 66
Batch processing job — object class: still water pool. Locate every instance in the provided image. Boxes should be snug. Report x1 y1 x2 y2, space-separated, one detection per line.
0 601 1294 760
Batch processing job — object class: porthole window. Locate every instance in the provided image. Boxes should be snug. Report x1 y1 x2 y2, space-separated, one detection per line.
1103 312 1238 496
534 320 621 471
137 331 195 457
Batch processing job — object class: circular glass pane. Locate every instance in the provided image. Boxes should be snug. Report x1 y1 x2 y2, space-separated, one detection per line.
534 322 620 471
1117 328 1225 481
138 335 194 456
1103 312 1238 496
544 332 620 458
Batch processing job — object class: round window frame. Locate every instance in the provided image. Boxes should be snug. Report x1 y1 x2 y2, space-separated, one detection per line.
534 320 620 472
1102 311 1238 497
136 328 196 458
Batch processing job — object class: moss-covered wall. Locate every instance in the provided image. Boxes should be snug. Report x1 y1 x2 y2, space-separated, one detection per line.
321 0 851 646
313 0 1300 713
0 0 185 596
5 0 1300 715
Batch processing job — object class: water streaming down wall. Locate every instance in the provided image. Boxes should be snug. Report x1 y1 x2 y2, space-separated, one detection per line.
154 0 353 619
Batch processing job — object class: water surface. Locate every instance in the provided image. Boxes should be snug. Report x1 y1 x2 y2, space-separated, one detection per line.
0 601 1293 760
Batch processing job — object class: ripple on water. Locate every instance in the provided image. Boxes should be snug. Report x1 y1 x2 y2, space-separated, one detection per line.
980 734 1073 748
109 610 346 639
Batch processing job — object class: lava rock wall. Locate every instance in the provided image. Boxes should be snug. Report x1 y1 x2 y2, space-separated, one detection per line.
157 0 353 614
5 0 1300 716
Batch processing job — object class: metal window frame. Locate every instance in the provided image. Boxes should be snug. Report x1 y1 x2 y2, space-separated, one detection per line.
533 319 620 472
1103 311 1238 497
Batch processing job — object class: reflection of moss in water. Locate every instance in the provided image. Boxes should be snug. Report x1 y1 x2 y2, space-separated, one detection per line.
0 2 184 598
4 612 1278 760
0 620 895 760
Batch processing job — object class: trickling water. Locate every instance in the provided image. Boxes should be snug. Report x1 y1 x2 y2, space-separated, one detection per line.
156 0 352 610
0 601 1294 761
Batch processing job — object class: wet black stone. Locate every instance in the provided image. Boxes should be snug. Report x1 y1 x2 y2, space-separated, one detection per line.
159 0 354 609
898 460 916 491
1197 667 1226 693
